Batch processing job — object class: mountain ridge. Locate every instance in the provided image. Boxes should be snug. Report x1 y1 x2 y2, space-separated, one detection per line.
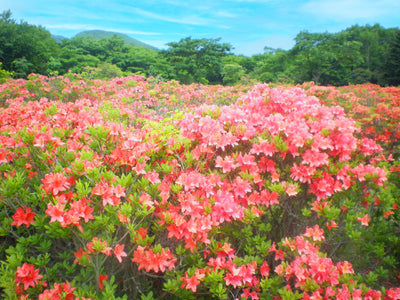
75 30 158 50
51 29 158 50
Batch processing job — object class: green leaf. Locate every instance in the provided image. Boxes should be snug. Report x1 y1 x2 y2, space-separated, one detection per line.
76 179 92 198
36 239 52 252
273 134 288 152
301 207 312 217
141 291 155 300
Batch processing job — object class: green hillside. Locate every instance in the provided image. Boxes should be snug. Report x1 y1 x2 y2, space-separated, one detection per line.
75 30 158 50
51 34 67 43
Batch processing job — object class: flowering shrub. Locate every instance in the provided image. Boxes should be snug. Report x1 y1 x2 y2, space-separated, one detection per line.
304 83 400 289
304 83 400 154
0 75 399 299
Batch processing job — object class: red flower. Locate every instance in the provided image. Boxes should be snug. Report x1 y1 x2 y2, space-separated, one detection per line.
135 227 148 241
304 225 325 241
326 220 339 230
357 214 370 226
118 214 130 223
15 263 43 290
180 270 205 292
364 289 382 299
92 182 124 207
38 282 76 300
114 244 127 263
337 261 354 275
11 207 36 228
68 197 94 223
259 190 279 207
224 266 242 288
217 242 236 259
139 192 154 207
144 171 161 184
283 182 298 197
46 201 65 224
386 287 400 300
241 288 260 300
383 210 394 219
74 247 89 264
132 246 177 273
260 261 270 277
302 149 329 167
41 172 71 195
215 155 237 173
98 274 108 290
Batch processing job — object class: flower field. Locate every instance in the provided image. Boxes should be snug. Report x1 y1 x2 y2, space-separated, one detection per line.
0 74 399 299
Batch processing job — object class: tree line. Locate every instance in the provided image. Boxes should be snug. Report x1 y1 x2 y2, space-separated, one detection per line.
1 10 399 86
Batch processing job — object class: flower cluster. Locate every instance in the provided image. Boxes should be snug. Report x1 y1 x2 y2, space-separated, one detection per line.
0 75 398 299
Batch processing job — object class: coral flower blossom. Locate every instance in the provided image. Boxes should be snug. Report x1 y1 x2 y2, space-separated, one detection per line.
11 206 36 228
41 173 71 195
326 220 339 230
98 274 108 290
357 214 370 226
15 263 43 290
114 244 127 263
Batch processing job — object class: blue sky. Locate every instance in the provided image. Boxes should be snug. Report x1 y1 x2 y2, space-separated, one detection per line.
2 0 400 56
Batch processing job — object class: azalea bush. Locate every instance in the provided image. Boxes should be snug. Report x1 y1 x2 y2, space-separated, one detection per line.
304 83 400 154
305 83 400 288
0 74 399 299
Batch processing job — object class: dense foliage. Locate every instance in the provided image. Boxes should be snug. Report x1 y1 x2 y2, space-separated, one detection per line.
385 30 400 86
1 10 400 86
0 73 399 299
0 11 59 78
162 37 232 84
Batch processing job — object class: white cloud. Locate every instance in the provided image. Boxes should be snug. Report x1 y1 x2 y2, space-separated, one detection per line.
218 25 232 29
132 7 211 26
45 24 161 35
214 11 238 18
301 0 400 21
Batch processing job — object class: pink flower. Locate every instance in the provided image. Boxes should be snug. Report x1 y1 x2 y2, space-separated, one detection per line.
304 225 325 241
357 214 370 226
215 155 237 173
114 244 127 263
41 173 71 196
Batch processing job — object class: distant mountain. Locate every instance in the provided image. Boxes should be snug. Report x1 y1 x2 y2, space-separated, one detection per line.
51 34 67 43
75 30 158 50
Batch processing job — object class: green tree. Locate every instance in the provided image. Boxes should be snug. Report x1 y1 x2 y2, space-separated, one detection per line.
251 47 292 83
45 57 63 75
97 36 130 68
221 63 245 85
58 35 171 78
223 54 257 74
345 24 396 84
10 57 33 78
163 37 232 84
94 61 124 79
289 31 363 85
59 35 129 70
125 46 173 79
0 10 59 77
57 47 100 74
384 29 400 86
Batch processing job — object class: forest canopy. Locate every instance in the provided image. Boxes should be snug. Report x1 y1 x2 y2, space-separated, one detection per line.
1 10 399 86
